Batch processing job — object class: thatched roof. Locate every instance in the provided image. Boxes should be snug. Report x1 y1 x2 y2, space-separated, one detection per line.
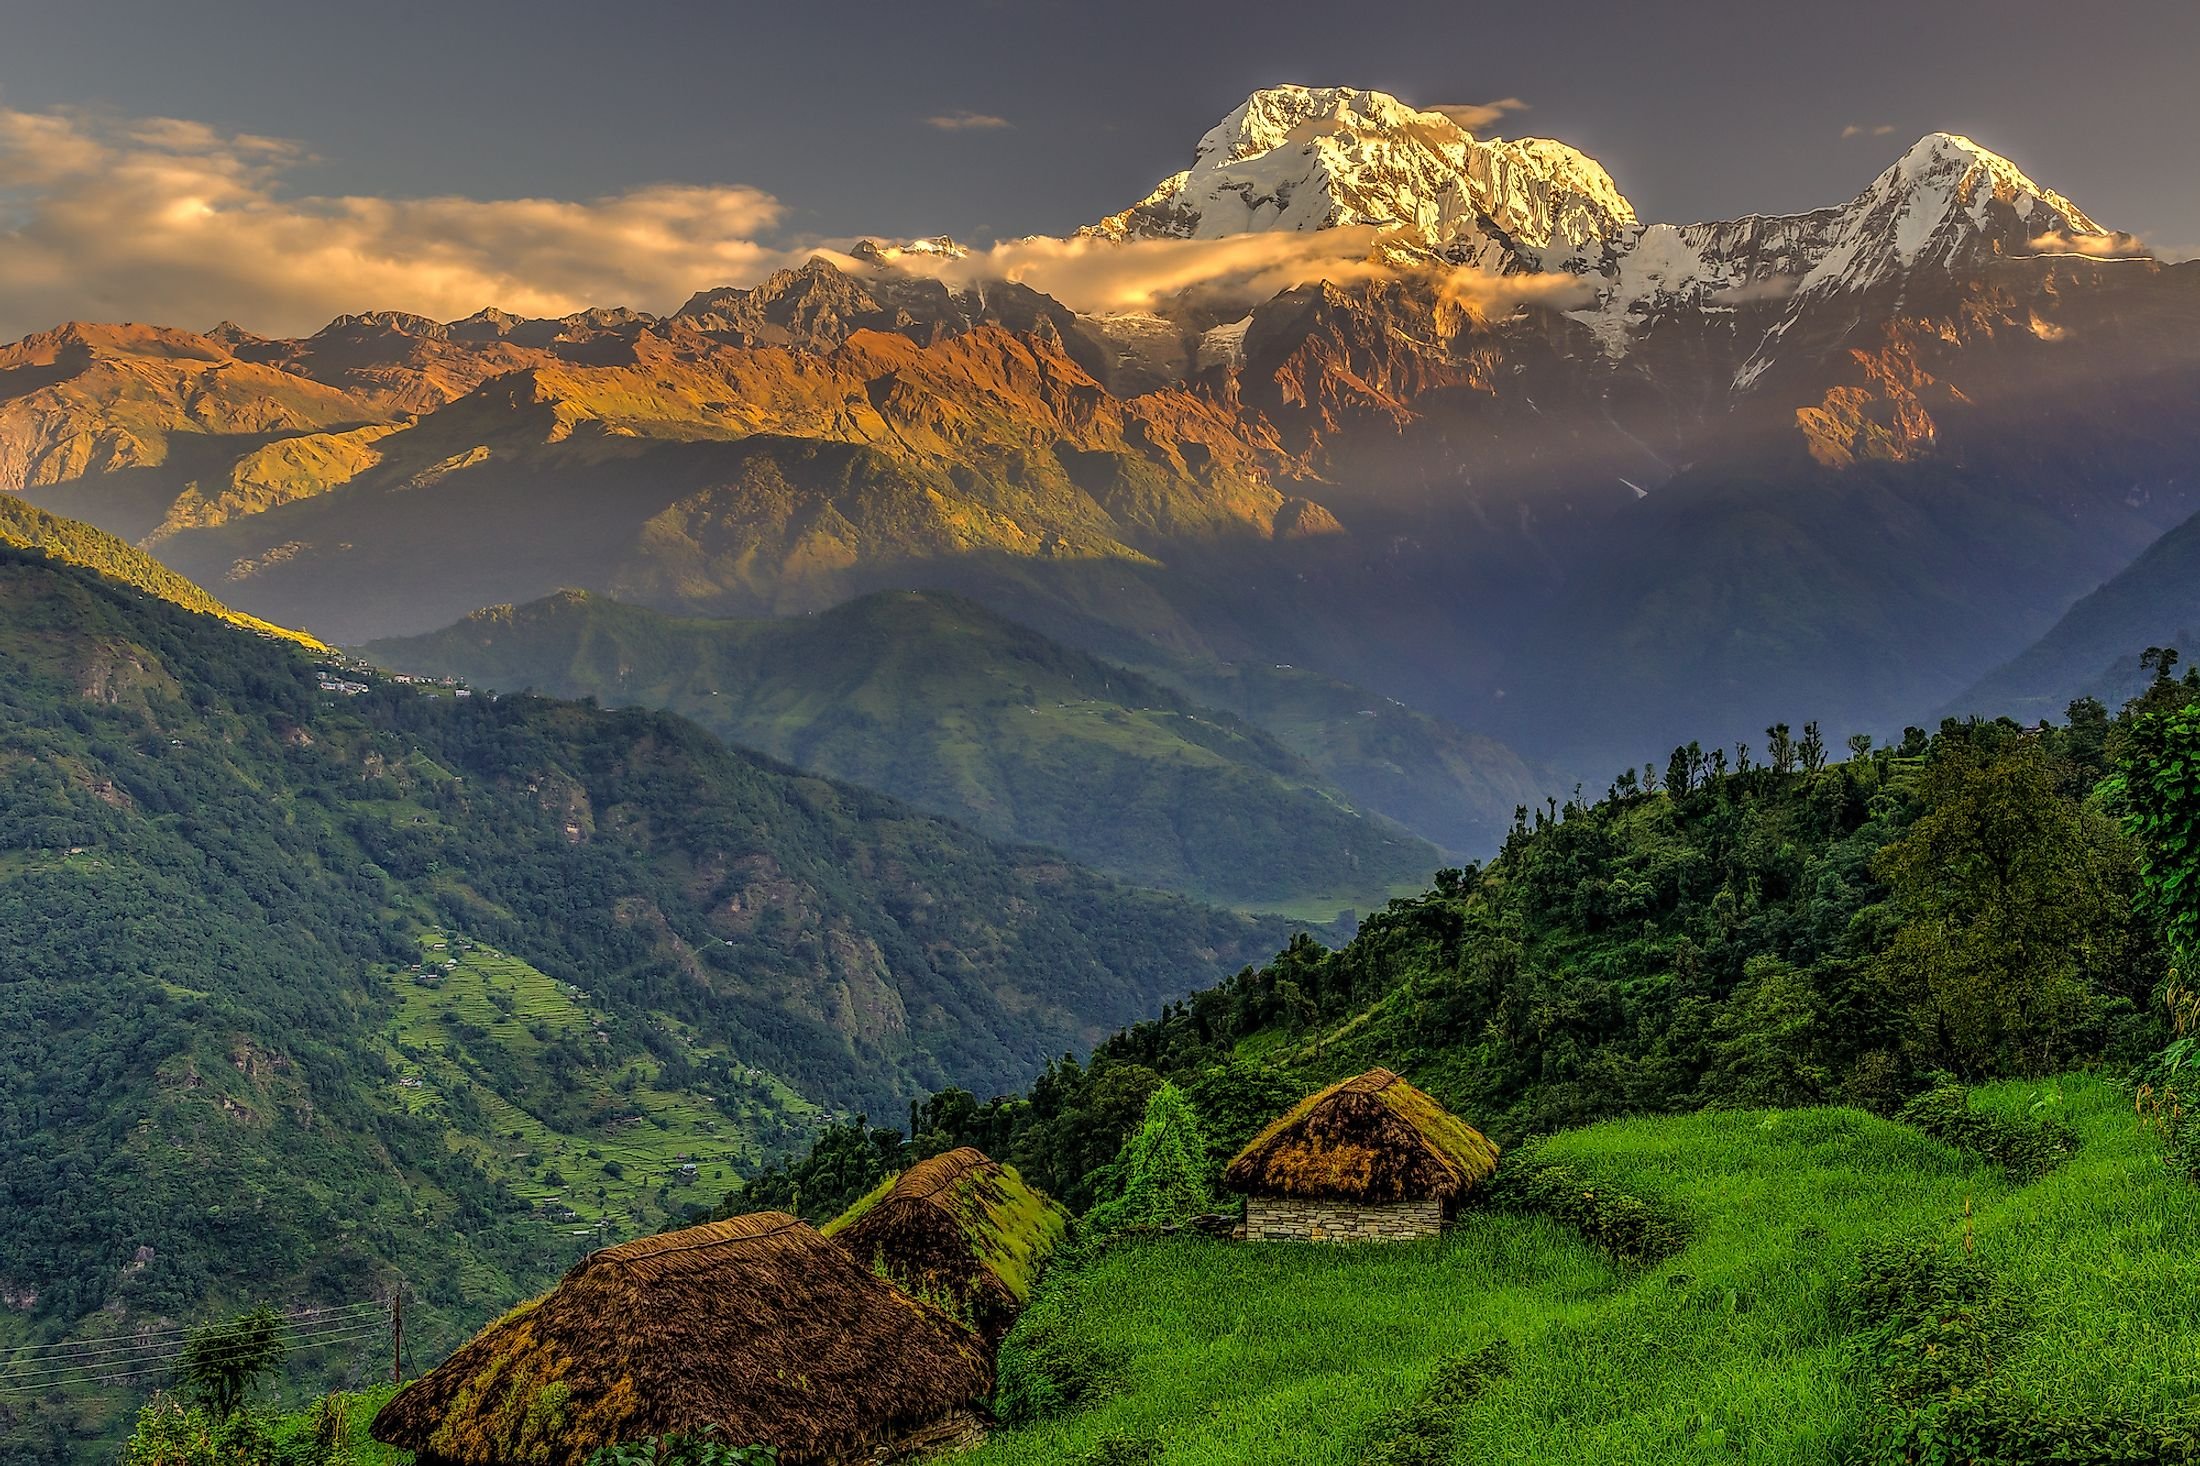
1222 1068 1499 1204
827 1147 1068 1344
370 1212 990 1466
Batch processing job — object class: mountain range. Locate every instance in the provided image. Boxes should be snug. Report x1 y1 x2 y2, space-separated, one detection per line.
0 543 1282 1350
364 587 1446 915
4 83 2197 793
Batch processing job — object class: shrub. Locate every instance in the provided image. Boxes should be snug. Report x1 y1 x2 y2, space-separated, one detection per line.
1479 1150 1687 1264
1358 1340 1513 1466
1846 1241 2200 1463
1896 1079 2076 1180
993 1288 1131 1425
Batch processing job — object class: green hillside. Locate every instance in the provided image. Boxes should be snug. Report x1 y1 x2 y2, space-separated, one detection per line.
1954 502 2200 722
729 679 2200 1460
969 1079 2197 1464
0 547 1282 1459
365 588 1442 915
0 493 323 649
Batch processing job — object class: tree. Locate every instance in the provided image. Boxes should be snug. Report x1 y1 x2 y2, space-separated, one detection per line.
1767 724 1796 776
1699 957 1828 1107
178 1306 286 1422
2113 700 2200 969
1082 1082 1214 1239
1868 736 2139 1075
1799 722 1827 774
1665 746 1693 798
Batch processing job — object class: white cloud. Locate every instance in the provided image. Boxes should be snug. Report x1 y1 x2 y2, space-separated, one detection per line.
1841 123 1897 139
0 106 815 339
2027 228 2153 259
925 111 1013 132
1428 98 1530 133
850 225 1593 320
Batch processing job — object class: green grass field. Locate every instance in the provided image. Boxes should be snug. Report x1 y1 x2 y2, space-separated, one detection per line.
381 931 817 1232
971 1076 2199 1464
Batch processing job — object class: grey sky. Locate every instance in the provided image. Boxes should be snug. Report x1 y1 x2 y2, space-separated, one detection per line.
0 0 2194 324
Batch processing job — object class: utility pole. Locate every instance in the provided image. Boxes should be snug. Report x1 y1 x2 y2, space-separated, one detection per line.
391 1289 404 1386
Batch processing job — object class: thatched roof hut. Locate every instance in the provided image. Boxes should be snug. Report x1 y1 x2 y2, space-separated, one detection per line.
826 1147 1068 1344
370 1212 991 1466
1223 1069 1497 1240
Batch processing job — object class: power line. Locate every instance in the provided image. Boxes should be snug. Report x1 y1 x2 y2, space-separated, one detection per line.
2 1302 387 1361
0 1320 390 1393
1 1310 391 1371
0 1323 392 1392
0 1320 389 1391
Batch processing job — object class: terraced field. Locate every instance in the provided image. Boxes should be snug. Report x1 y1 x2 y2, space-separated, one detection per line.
381 932 818 1233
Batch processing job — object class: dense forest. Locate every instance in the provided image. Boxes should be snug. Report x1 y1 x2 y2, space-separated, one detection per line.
0 547 1281 1461
730 670 2196 1220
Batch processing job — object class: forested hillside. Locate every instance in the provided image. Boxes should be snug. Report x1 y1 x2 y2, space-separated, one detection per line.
368 588 1444 913
736 688 2182 1218
0 495 321 649
0 547 1279 1457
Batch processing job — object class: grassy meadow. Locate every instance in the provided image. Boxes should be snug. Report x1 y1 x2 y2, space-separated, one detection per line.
971 1076 2198 1464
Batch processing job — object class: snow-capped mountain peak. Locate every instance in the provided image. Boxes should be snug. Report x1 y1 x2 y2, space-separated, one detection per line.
1796 131 2103 294
1085 85 1636 259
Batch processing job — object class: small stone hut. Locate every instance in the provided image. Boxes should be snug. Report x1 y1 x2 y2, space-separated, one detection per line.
370 1211 991 1465
1223 1067 1499 1242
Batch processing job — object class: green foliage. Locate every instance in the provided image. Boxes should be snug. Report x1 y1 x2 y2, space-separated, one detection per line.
1869 734 2142 1076
971 1081 2200 1465
1082 1083 1214 1240
1895 1079 2077 1180
1846 1241 2200 1464
2114 699 2200 968
1478 1148 1688 1265
584 1428 778 1465
177 1306 286 1421
993 1281 1132 1427
0 550 1277 1453
1357 1340 1512 1466
119 1385 409 1466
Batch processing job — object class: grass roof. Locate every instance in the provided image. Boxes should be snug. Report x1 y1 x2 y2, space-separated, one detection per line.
1222 1068 1500 1205
370 1211 990 1466
828 1147 1069 1344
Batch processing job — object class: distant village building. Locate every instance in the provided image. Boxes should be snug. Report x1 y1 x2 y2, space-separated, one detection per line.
371 1212 991 1465
1224 1068 1499 1243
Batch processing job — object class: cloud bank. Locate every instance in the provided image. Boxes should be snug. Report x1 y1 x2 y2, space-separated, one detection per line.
0 104 1591 343
2026 228 2153 259
850 225 1593 320
1428 98 1531 133
0 106 815 339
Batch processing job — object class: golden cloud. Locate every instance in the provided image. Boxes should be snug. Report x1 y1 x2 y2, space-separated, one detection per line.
0 106 813 339
2026 229 2152 260
852 225 1593 320
1427 98 1531 133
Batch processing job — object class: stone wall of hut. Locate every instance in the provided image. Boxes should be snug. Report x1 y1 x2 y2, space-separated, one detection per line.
1242 1196 1443 1242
